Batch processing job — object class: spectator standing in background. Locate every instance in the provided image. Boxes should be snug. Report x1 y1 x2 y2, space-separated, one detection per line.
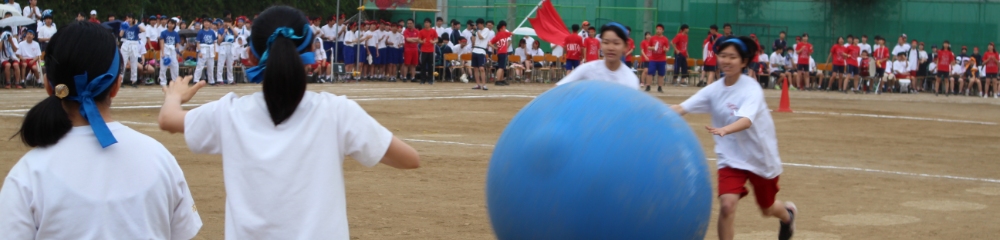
22 0 40 33
36 13 54 51
88 10 100 24
773 31 787 55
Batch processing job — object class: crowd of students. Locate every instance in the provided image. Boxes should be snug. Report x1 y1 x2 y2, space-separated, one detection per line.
0 0 50 89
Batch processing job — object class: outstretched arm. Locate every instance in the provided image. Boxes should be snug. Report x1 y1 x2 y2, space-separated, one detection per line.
159 76 207 133
379 137 420 169
706 118 752 137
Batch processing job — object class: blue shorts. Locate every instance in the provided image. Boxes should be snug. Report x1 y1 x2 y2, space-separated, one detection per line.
846 65 859 76
496 53 508 68
472 53 486 67
358 46 368 64
343 45 357 65
565 59 581 70
336 42 345 62
323 41 335 62
647 61 667 76
367 46 377 64
377 48 388 65
393 48 403 64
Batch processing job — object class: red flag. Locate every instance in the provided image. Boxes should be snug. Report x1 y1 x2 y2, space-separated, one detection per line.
528 0 571 46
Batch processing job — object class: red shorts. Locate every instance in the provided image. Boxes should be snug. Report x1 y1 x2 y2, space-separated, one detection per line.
718 167 780 210
404 48 419 66
909 70 917 77
895 73 909 79
241 59 256 67
2 60 19 67
148 41 160 51
20 59 35 67
310 61 330 69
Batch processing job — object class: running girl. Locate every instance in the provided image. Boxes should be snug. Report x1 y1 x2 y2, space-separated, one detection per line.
556 23 639 89
0 21 201 239
158 6 419 239
670 36 798 240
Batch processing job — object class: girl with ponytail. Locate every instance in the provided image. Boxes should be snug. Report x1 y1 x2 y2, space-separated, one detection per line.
158 6 420 238
671 36 800 240
0 21 202 239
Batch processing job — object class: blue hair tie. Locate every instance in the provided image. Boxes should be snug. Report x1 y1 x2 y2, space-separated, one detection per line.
605 22 629 36
63 50 122 148
245 24 316 83
716 38 747 53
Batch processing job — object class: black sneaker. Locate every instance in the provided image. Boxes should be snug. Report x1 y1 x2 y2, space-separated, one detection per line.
779 202 797 240
645 85 651 92
657 86 663 93
482 86 489 91
472 85 482 90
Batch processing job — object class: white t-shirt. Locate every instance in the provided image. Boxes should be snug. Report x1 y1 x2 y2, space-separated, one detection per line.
0 123 202 240
950 63 963 75
365 30 377 47
343 31 357 46
757 53 769 64
376 30 387 49
679 75 782 179
528 47 544 58
435 25 449 37
16 40 40 59
892 60 909 75
514 47 527 63
892 43 911 57
857 43 872 56
184 91 392 240
460 29 473 42
556 60 640 89
22 6 41 21
453 43 471 56
37 23 56 40
551 44 564 57
524 37 535 52
809 57 817 72
769 52 785 73
472 29 491 54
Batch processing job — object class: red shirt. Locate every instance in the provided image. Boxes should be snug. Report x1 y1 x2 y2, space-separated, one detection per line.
419 29 437 53
846 45 860 67
860 57 871 76
672 33 688 57
89 18 101 24
490 30 512 54
705 41 716 66
648 35 670 62
584 37 601 62
564 35 584 60
985 52 999 74
796 42 812 65
874 46 890 69
830 45 845 66
937 50 954 72
403 29 419 49
626 38 634 56
640 40 651 61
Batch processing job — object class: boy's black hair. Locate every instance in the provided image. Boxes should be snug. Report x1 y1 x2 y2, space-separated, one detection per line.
723 23 732 28
710 24 718 30
655 23 664 29
680 24 689 30
497 20 506 30
475 18 485 25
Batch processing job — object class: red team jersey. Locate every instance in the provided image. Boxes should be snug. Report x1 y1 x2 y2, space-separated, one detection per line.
860 57 871 76
672 33 689 57
640 40 651 61
846 45 860 66
403 29 419 49
626 38 635 58
830 45 845 66
419 29 437 53
796 43 812 65
564 35 584 60
985 52 999 73
705 41 717 66
937 50 954 72
648 35 670 61
874 46 890 68
491 30 512 54
584 37 601 62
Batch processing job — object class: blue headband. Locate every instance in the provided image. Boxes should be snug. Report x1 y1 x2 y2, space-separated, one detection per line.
245 24 316 83
62 50 122 148
605 22 629 36
717 38 747 53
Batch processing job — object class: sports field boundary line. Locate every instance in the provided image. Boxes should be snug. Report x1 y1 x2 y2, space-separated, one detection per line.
792 110 997 125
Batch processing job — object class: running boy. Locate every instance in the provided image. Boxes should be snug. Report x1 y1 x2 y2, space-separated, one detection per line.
670 36 797 240
157 6 418 239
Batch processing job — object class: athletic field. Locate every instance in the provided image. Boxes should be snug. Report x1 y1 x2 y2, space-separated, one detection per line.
1 82 998 239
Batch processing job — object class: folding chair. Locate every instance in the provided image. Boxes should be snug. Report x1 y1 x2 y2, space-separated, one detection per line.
507 55 521 83
458 54 473 82
442 53 459 82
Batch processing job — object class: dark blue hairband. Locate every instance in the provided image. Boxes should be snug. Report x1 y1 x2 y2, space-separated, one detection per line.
715 38 747 53
246 24 316 83
605 22 629 36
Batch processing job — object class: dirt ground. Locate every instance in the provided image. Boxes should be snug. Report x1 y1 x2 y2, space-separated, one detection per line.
1 82 999 240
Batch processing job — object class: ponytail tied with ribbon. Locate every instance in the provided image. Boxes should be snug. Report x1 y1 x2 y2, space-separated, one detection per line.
245 24 316 83
56 50 122 148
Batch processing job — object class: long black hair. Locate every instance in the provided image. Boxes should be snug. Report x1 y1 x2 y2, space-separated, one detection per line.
18 21 122 147
251 6 310 125
714 36 760 69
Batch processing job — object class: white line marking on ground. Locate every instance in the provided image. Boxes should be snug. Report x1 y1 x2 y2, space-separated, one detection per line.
402 138 496 147
793 110 997 125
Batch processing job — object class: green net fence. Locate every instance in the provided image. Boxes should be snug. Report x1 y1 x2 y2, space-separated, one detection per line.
391 0 1000 61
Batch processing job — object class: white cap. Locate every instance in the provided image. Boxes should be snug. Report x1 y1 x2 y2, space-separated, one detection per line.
90 10 97 15
901 33 907 38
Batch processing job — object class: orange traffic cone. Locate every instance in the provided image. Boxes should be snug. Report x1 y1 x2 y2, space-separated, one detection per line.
777 77 793 113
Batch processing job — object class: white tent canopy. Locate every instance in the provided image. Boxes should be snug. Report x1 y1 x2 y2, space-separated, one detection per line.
512 27 536 36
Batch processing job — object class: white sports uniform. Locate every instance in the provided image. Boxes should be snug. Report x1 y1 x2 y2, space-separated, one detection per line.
0 123 203 239
556 60 641 89
217 27 238 84
193 29 217 84
184 91 393 239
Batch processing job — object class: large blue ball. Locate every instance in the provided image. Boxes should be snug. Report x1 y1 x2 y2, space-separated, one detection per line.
486 80 712 240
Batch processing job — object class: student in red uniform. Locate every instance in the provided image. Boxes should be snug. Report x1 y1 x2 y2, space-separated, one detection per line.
563 24 584 75
873 36 890 85
583 27 601 63
795 34 813 91
984 43 999 98
672 24 690 85
646 24 670 92
703 33 719 86
824 37 846 91
624 26 634 68
639 32 651 88
843 35 861 93
934 41 954 96
418 18 438 84
489 21 512 86
402 19 420 82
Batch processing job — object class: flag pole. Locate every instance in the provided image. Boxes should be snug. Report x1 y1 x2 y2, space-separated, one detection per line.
513 0 545 30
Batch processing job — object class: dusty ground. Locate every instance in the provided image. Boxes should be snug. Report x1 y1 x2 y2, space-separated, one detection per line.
1 82 999 240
